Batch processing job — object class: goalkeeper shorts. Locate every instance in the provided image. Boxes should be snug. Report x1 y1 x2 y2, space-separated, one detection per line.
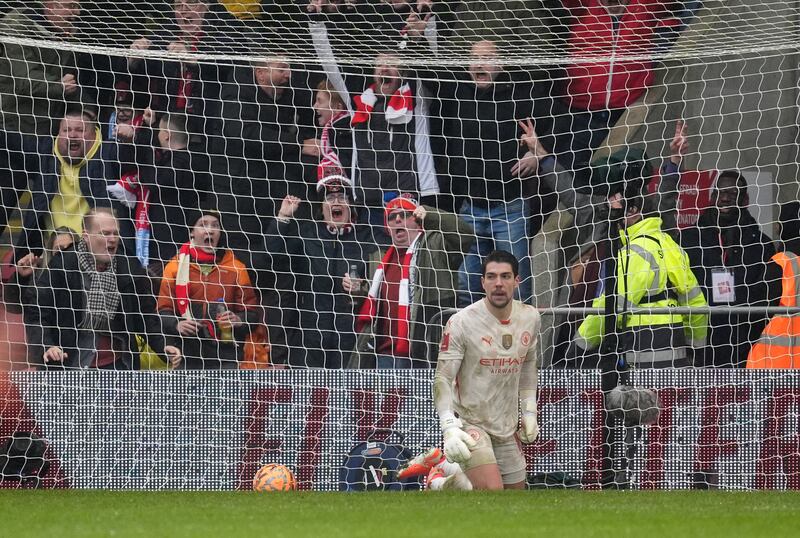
461 423 526 485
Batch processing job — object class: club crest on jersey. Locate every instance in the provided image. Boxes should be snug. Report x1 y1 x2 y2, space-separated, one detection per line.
521 331 532 347
502 334 513 349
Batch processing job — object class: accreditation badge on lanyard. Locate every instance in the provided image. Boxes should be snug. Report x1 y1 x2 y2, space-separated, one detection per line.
711 233 735 303
711 268 735 303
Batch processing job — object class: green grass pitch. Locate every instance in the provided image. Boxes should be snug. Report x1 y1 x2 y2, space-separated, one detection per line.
1 490 798 537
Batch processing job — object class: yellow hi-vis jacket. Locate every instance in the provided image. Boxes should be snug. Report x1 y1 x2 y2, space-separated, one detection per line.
746 251 800 369
575 217 708 366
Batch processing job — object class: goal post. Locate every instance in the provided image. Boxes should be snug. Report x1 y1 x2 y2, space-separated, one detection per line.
0 0 798 490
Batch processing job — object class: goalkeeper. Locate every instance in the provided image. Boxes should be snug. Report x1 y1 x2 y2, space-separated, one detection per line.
399 250 540 490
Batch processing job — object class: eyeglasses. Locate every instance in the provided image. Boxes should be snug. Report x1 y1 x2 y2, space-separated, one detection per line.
389 210 414 220
325 193 349 203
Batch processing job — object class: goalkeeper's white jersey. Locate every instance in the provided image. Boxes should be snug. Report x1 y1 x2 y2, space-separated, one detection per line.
438 299 540 439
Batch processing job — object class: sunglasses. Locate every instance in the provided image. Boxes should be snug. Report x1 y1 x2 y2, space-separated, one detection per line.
389 210 414 220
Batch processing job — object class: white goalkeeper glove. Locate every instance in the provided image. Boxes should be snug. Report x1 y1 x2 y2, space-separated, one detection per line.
440 411 476 464
518 397 539 444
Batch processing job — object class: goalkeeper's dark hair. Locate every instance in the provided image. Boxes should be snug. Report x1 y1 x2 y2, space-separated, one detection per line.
482 250 519 277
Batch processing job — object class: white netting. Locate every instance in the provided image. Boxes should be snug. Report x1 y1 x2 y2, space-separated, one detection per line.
0 0 798 490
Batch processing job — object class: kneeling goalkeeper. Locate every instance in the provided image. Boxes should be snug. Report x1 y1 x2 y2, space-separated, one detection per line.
400 250 540 490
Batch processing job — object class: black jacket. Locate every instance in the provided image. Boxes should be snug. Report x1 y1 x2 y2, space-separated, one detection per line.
211 66 315 256
213 65 315 186
124 10 242 142
265 216 379 368
135 126 210 264
681 209 781 367
29 248 167 369
420 69 562 203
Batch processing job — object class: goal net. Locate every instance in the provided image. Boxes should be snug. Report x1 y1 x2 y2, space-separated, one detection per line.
0 0 798 490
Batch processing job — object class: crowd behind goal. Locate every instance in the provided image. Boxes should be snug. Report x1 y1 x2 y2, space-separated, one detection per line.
0 0 798 371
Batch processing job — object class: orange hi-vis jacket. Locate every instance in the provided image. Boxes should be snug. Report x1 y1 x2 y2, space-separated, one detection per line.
747 251 800 368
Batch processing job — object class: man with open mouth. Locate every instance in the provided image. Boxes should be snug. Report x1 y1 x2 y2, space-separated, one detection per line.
266 175 380 368
350 193 474 369
34 207 182 370
407 30 565 309
158 208 261 369
15 109 111 267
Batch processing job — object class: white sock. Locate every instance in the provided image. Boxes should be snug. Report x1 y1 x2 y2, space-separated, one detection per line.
441 471 473 491
428 475 447 491
439 460 461 477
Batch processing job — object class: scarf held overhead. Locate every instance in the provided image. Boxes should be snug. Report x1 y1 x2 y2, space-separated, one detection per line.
351 82 413 126
107 170 151 267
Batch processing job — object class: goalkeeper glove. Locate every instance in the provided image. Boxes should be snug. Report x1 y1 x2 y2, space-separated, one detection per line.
440 411 476 463
517 397 539 444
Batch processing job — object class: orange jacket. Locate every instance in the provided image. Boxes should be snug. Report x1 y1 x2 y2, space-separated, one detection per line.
158 249 258 317
747 252 800 369
157 249 266 367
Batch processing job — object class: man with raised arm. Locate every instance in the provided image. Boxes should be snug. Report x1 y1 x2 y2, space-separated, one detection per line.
349 193 472 369
308 0 440 244
400 250 540 490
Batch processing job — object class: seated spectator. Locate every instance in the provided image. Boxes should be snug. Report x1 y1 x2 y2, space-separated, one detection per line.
157 209 260 369
309 11 440 244
572 178 708 368
311 79 353 182
29 208 181 369
0 0 90 231
15 110 113 262
350 194 473 368
108 108 210 275
265 177 380 368
681 170 776 367
552 0 684 182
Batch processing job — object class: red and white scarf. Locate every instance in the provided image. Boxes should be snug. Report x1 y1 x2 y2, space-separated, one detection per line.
106 171 151 266
317 110 348 181
175 241 218 338
356 233 420 356
351 82 414 126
